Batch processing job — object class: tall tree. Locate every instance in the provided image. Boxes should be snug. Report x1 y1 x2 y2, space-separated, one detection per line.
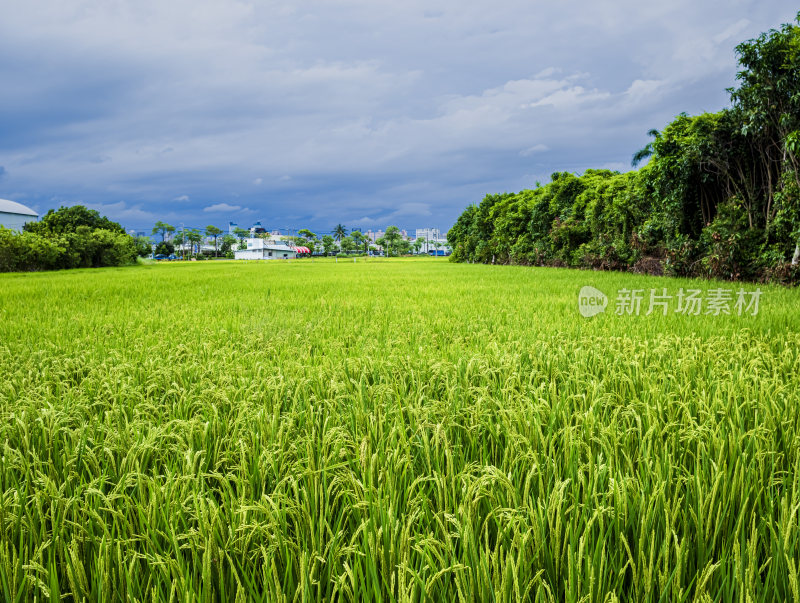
173 231 186 259
205 225 223 257
322 235 336 256
152 221 175 242
729 15 800 260
220 234 236 255
186 230 202 256
383 226 402 256
350 230 366 253
333 224 347 241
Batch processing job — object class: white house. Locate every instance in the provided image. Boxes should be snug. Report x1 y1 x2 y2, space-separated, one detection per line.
234 238 305 260
0 199 38 231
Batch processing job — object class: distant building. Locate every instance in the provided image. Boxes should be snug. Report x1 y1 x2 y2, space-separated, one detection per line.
414 227 450 253
228 221 238 235
415 227 440 241
0 199 38 231
234 237 301 260
366 229 385 243
249 221 267 236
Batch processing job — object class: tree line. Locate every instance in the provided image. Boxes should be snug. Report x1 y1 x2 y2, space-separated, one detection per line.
447 14 800 284
290 225 437 256
151 222 426 257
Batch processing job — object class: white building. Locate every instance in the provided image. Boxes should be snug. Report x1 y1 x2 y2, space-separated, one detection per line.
365 229 384 243
234 237 302 260
415 227 450 253
0 199 38 231
415 227 440 241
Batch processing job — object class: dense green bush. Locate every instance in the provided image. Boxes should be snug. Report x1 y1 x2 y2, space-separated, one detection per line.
154 241 175 256
0 228 65 272
0 206 139 272
134 236 153 257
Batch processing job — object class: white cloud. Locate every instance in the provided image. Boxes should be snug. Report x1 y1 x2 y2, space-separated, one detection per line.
624 79 664 99
173 194 190 201
203 202 249 213
713 19 751 44
520 144 548 156
597 162 628 172
84 201 157 223
351 216 378 226
389 202 432 218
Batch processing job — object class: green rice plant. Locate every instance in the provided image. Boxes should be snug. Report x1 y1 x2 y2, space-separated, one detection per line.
0 258 799 601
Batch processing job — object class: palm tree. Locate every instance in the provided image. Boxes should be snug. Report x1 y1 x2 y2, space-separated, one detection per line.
631 129 661 167
333 224 347 241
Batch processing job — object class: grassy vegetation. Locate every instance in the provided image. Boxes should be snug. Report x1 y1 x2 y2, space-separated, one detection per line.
1 257 799 601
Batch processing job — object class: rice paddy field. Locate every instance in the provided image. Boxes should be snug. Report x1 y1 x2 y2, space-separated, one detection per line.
1 257 800 602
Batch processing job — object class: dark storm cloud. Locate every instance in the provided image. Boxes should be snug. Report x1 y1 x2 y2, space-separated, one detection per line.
0 0 796 232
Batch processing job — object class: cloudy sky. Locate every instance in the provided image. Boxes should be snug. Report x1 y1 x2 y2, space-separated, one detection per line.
0 1 796 235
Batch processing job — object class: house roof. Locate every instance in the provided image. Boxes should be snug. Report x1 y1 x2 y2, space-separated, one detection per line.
0 199 38 217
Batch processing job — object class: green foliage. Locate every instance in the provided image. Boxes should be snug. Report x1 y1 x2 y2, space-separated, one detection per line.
152 220 175 242
1 205 139 272
219 235 236 254
133 236 153 258
0 227 138 272
322 235 336 256
24 205 125 236
339 235 356 253
205 225 223 256
381 225 403 256
155 240 175 256
0 227 66 271
350 230 368 253
185 229 202 256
